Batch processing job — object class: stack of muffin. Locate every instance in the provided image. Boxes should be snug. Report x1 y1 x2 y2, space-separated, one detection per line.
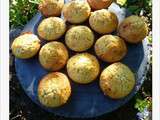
11 0 148 108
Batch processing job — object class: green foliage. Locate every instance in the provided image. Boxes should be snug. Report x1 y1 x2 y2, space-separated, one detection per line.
135 98 152 112
124 0 152 14
10 0 38 28
147 35 152 43
115 0 127 6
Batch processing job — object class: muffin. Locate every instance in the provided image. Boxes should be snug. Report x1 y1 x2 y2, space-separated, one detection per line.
95 35 127 63
87 0 113 10
100 62 135 99
38 0 64 17
62 0 91 24
37 17 66 41
65 26 94 52
67 53 100 84
38 72 71 107
118 15 148 43
11 33 41 59
39 41 68 71
89 9 118 34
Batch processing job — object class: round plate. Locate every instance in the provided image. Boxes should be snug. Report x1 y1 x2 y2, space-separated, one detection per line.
14 2 149 118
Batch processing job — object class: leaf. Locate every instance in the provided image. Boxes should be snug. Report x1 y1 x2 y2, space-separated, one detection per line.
116 0 127 6
29 0 42 4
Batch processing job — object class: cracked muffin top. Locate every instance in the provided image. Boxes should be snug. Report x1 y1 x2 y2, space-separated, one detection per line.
11 33 41 59
37 17 66 41
67 53 100 84
38 72 71 107
95 35 127 63
65 25 94 52
62 0 91 24
89 9 118 34
100 62 135 99
38 0 64 17
39 41 68 71
118 15 148 44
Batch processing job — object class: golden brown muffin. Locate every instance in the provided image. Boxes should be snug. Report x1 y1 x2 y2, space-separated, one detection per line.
118 15 148 43
65 26 94 52
67 53 100 84
37 17 66 41
39 41 68 71
11 33 41 59
38 72 71 107
87 0 113 10
38 0 64 17
62 0 91 24
94 35 127 63
100 62 135 99
89 9 118 34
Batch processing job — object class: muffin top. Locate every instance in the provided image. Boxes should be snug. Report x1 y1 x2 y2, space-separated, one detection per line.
38 0 64 17
38 72 71 107
87 0 113 10
95 35 127 63
11 33 41 59
89 9 118 34
118 15 148 43
100 62 135 99
67 53 100 84
37 17 66 41
39 41 68 71
65 26 94 52
62 0 91 24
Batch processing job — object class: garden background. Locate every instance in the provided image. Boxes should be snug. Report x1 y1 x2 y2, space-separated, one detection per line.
9 0 152 120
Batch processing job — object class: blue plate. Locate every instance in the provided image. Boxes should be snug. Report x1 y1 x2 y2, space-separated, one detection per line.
14 2 149 118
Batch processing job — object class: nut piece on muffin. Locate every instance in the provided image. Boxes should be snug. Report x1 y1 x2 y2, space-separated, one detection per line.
62 0 91 24
38 0 64 17
39 41 68 71
89 9 118 34
11 33 41 59
65 26 94 52
37 17 66 41
67 53 100 84
118 15 148 44
100 62 135 99
38 72 71 107
95 35 127 63
87 0 113 10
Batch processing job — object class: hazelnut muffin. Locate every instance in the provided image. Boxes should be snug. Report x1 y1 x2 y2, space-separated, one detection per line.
95 35 127 63
38 72 71 107
38 0 64 17
37 17 66 41
65 26 94 52
118 15 148 43
100 62 135 99
11 33 41 59
67 53 100 84
89 9 118 34
62 0 91 24
39 41 68 71
87 0 113 10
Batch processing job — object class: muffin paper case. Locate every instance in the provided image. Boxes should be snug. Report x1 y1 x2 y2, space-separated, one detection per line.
12 1 149 118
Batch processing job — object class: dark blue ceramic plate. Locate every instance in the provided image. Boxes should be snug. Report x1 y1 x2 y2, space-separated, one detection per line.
14 1 149 118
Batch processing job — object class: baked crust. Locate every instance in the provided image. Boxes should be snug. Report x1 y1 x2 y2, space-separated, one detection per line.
100 62 135 99
38 72 71 107
39 41 68 71
118 15 148 43
11 33 41 59
95 35 127 63
67 53 100 84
